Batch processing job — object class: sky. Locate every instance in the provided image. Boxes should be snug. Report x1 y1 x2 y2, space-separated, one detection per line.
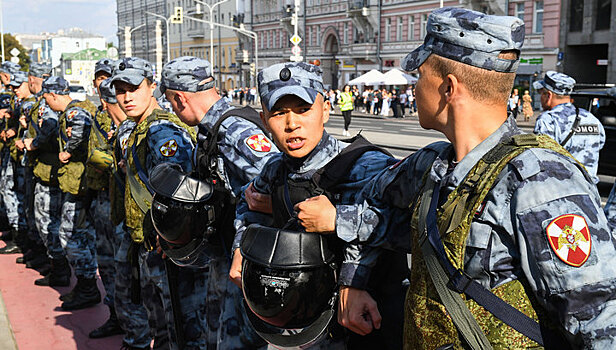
3 0 117 44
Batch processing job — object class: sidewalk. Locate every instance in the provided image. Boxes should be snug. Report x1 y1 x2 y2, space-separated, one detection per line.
0 239 123 350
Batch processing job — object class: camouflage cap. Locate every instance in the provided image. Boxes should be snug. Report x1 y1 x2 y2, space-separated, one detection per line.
41 76 70 95
402 7 525 73
99 78 117 104
153 56 215 98
109 57 154 87
95 58 115 76
258 62 324 111
29 62 52 78
0 61 21 75
533 71 576 95
8 71 28 87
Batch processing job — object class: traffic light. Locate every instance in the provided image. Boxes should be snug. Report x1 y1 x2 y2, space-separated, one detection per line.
171 7 183 24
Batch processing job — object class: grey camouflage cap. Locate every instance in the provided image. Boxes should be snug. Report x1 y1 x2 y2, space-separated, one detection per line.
99 78 117 104
258 62 324 111
8 71 28 87
109 57 154 87
41 76 70 95
29 63 52 78
95 58 115 76
0 61 21 75
154 56 215 98
402 7 525 73
533 71 576 95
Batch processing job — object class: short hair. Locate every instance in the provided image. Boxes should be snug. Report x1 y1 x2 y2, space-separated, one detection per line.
424 50 519 105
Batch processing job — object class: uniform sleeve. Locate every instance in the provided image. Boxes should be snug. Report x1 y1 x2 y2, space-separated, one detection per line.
232 155 280 251
32 109 59 148
64 108 92 153
512 149 616 347
146 120 195 174
218 117 279 196
533 112 556 138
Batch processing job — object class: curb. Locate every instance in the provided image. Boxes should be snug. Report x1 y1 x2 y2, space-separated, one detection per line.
0 291 18 350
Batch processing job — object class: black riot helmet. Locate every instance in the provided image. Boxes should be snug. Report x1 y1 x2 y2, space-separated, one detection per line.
240 223 338 348
149 163 220 266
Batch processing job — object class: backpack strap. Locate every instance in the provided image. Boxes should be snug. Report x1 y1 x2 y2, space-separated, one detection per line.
560 106 581 147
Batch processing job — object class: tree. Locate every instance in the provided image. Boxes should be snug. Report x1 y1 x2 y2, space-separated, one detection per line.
2 34 30 71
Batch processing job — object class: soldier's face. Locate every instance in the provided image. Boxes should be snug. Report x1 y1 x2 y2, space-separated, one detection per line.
43 93 63 112
415 63 446 130
114 79 157 121
14 82 29 99
93 72 110 95
106 102 127 125
261 93 330 159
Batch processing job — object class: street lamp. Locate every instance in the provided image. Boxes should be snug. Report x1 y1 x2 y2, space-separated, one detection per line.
193 0 229 75
145 11 172 62
124 23 146 57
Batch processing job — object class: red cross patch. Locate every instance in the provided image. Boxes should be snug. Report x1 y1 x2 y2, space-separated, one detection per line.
66 110 78 121
546 214 592 267
245 134 272 152
159 139 178 157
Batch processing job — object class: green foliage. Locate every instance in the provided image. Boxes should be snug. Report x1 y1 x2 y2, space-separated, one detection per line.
2 33 30 71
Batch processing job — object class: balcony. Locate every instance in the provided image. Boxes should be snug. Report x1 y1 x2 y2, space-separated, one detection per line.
348 42 377 60
348 0 368 10
187 27 206 39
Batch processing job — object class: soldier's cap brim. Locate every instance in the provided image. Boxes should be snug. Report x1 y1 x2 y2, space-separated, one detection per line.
153 84 166 99
8 80 23 87
401 44 432 72
110 73 146 87
533 80 545 91
95 67 113 76
263 86 319 112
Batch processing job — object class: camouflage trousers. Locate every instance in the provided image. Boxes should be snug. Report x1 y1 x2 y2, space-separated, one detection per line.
115 226 151 348
0 153 26 231
137 245 209 350
33 182 64 260
207 257 266 349
91 190 117 306
59 193 97 278
606 181 616 233
24 167 43 245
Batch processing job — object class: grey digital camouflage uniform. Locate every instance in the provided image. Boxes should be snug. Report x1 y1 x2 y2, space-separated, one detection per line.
257 62 325 111
28 63 52 79
533 71 605 184
156 56 276 349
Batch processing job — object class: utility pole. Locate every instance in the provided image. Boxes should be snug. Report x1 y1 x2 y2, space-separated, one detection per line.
0 0 5 62
155 20 163 81
124 24 146 57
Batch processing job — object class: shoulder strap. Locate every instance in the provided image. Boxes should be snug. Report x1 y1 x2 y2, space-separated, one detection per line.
312 134 392 190
126 158 153 214
560 106 581 146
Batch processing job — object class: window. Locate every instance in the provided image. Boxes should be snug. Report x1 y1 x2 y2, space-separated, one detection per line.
596 0 611 30
309 26 313 46
316 26 321 46
569 0 583 32
516 3 524 21
420 14 427 39
396 17 403 41
385 18 391 41
344 23 348 44
533 1 543 33
408 15 415 40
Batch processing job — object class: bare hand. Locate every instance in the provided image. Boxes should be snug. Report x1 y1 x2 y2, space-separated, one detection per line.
245 183 272 214
107 131 114 140
19 116 27 129
229 248 243 289
24 138 34 151
66 127 72 138
59 151 71 164
5 129 16 139
118 159 126 172
294 195 336 233
337 286 382 335
14 139 24 151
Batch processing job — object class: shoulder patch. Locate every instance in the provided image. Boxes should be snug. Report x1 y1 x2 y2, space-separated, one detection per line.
546 214 591 267
159 139 178 157
38 105 46 117
67 109 78 121
245 134 272 152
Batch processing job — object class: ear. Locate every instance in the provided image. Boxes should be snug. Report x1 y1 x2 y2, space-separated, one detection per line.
321 98 330 124
444 73 459 103
259 110 273 133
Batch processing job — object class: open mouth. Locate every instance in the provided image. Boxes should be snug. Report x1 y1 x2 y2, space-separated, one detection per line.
286 137 305 150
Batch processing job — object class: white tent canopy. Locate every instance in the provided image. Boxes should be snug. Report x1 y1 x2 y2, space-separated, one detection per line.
348 69 386 86
382 68 417 85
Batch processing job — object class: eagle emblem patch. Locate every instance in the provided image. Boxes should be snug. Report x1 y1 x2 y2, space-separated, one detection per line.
245 134 272 152
546 214 591 267
159 139 178 157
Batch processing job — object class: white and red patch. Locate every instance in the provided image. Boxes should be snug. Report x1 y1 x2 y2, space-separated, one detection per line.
38 105 46 117
546 214 591 267
159 139 178 157
245 134 272 152
66 110 78 121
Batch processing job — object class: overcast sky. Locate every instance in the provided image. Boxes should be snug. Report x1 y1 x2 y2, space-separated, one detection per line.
3 0 117 43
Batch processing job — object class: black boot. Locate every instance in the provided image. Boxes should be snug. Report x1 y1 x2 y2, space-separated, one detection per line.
0 229 21 254
61 276 101 310
34 257 71 287
88 307 124 338
25 254 50 269
120 343 150 350
59 280 80 302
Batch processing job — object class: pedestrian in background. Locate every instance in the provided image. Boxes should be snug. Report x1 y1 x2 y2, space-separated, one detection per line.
508 88 520 119
522 90 533 121
339 84 354 136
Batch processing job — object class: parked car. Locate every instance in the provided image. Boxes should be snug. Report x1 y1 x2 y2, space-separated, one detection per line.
69 85 87 101
571 85 616 176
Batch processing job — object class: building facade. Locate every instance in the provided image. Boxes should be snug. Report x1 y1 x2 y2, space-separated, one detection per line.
40 28 106 74
61 48 119 95
559 0 615 83
240 0 560 90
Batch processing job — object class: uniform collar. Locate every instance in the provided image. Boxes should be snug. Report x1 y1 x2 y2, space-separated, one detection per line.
200 97 231 130
430 115 521 188
283 131 344 175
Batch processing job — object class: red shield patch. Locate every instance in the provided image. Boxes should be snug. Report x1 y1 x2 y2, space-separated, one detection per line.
546 214 592 267
66 110 78 121
159 139 178 157
38 105 45 117
245 134 272 152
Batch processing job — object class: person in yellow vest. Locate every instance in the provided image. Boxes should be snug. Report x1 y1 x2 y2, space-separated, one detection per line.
304 7 616 349
338 84 354 136
110 57 208 349
43 76 101 310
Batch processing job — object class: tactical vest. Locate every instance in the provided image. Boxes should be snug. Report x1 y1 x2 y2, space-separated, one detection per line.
4 93 20 162
0 91 12 153
109 119 133 226
31 98 61 184
56 100 97 195
125 109 196 245
86 108 113 191
405 134 581 350
10 95 36 163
